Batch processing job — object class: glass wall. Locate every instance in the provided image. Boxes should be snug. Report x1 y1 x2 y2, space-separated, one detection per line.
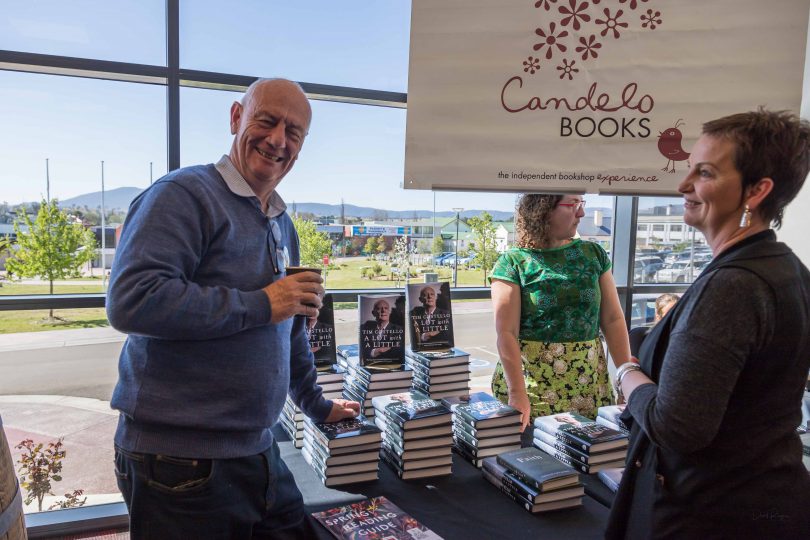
633 196 708 286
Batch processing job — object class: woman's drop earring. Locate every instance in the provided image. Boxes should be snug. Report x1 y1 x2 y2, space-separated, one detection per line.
739 204 752 228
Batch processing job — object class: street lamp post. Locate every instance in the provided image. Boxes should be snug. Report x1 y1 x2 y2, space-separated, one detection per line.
452 207 463 288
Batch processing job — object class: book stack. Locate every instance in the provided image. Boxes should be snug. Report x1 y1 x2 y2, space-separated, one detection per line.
596 404 629 435
280 364 347 448
302 415 383 487
483 447 583 513
406 348 472 399
336 344 359 371
343 355 413 418
281 296 344 448
405 283 472 399
532 412 629 474
447 392 522 468
372 390 454 480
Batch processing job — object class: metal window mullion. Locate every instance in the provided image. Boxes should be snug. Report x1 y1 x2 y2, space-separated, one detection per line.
166 0 180 171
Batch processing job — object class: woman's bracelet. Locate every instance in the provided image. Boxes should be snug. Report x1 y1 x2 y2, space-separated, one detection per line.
614 362 642 402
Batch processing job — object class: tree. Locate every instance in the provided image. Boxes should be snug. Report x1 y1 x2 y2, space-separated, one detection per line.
391 235 416 286
467 212 499 285
363 236 379 256
16 438 86 512
375 235 387 255
5 199 97 319
292 216 332 267
431 236 445 257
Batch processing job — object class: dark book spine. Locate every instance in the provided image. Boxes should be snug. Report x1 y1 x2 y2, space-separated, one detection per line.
482 460 538 502
452 425 479 448
544 428 591 452
452 442 482 467
495 459 544 491
535 444 590 473
544 437 591 463
483 470 535 508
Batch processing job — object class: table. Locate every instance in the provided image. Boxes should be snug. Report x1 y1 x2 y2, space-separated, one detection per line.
275 426 612 540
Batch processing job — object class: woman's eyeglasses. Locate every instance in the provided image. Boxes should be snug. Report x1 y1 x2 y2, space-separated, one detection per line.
267 220 289 275
558 200 586 211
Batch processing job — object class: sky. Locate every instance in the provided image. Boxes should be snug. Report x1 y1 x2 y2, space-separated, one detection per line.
0 0 674 213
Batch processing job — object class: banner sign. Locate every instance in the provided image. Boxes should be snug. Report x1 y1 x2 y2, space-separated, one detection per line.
350 226 413 237
404 0 809 195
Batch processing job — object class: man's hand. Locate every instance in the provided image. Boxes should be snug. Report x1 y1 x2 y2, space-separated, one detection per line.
263 272 324 323
370 347 391 358
324 399 360 422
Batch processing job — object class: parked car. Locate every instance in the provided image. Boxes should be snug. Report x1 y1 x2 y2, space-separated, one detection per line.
655 260 710 283
433 252 455 265
634 256 665 283
630 295 657 327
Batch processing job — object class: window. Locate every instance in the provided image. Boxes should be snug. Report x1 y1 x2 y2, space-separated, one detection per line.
179 0 412 92
0 0 165 65
671 224 683 232
652 224 665 231
0 71 166 296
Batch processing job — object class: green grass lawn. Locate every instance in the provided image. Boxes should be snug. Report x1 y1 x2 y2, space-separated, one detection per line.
0 257 491 334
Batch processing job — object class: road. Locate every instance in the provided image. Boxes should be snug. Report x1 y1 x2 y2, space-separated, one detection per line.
0 309 499 401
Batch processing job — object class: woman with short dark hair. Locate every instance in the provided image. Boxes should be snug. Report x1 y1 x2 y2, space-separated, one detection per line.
607 109 810 538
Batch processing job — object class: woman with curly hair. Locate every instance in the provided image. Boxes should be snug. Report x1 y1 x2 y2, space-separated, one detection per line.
490 194 631 429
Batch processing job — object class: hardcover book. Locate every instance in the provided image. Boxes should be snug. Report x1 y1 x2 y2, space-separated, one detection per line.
597 467 624 493
305 415 382 449
406 282 454 351
336 344 359 359
307 293 337 365
597 404 629 434
532 428 627 465
358 294 406 367
371 391 452 429
496 447 579 492
481 457 584 505
533 412 628 453
452 426 521 449
453 437 520 458
482 469 583 514
441 391 498 412
312 496 443 540
379 450 453 480
406 348 470 369
533 438 626 474
455 399 522 428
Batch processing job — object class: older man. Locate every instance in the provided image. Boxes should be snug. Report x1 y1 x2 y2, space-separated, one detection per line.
107 78 359 539
360 298 405 361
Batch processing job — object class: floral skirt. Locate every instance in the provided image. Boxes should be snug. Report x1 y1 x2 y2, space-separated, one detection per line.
491 338 614 420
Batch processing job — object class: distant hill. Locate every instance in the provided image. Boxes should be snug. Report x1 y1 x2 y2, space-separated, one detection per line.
53 186 519 220
59 187 144 211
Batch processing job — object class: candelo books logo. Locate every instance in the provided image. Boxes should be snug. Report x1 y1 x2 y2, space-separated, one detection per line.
500 0 666 141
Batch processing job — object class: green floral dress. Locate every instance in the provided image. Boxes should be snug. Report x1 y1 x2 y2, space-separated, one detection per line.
490 240 614 419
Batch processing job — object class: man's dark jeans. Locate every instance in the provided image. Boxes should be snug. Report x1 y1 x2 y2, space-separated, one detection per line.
114 440 319 539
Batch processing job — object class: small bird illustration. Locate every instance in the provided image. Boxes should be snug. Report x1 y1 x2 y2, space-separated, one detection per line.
657 119 690 173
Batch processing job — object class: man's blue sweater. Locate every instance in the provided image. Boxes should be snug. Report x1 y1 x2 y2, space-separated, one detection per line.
107 163 332 458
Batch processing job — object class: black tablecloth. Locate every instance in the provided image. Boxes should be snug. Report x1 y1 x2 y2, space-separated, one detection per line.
275 426 612 540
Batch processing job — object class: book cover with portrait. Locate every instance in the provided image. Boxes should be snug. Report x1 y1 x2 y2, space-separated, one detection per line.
307 293 337 366
406 282 454 352
358 294 405 367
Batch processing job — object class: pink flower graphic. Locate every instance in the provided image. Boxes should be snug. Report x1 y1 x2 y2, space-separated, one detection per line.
575 34 602 60
640 9 662 30
595 8 629 39
559 0 591 31
619 0 648 9
534 0 558 10
523 56 541 74
534 22 569 60
556 59 580 80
